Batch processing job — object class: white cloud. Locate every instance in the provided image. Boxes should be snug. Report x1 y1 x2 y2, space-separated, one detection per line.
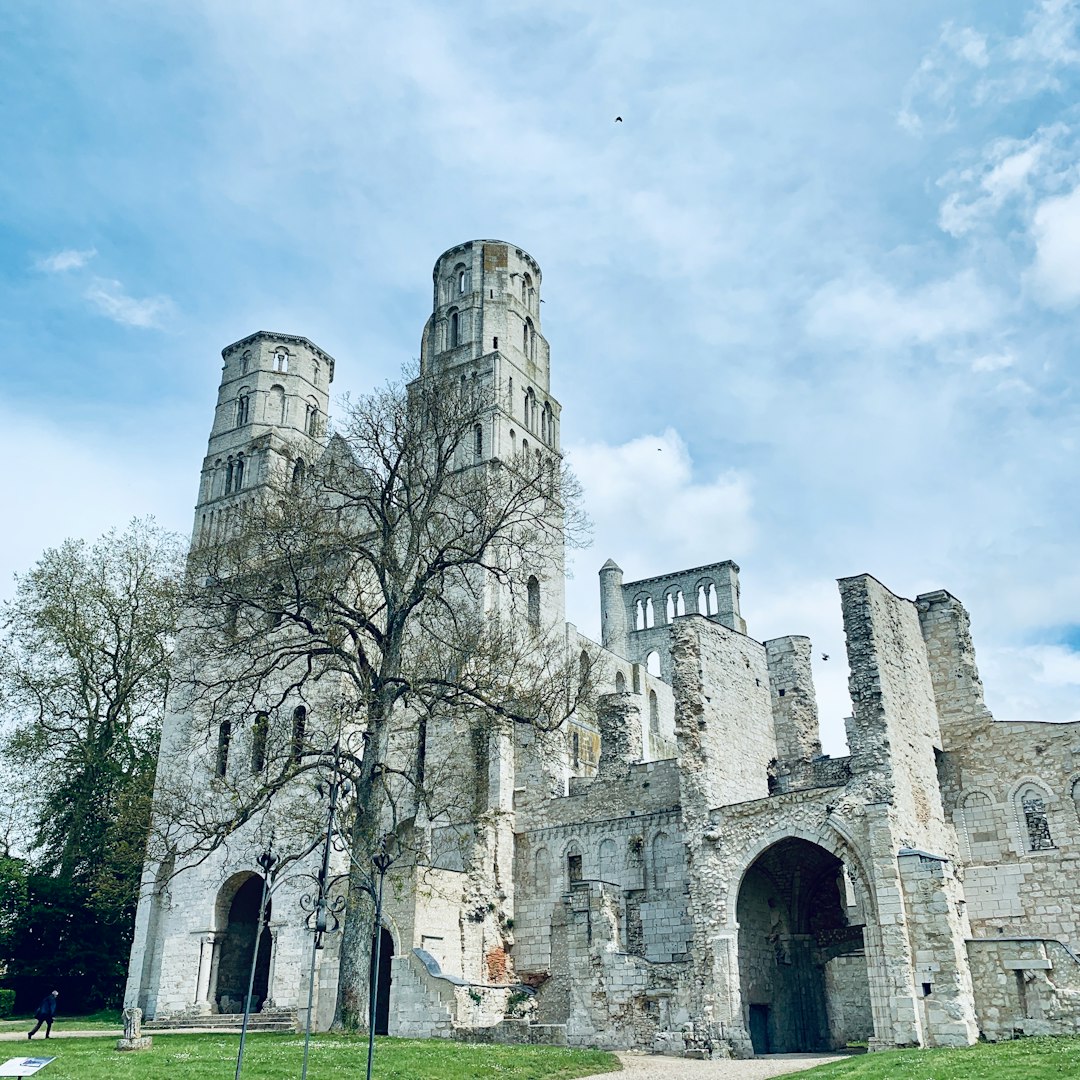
564 429 755 634
806 270 997 348
1027 183 1080 306
901 2 1080 133
84 278 176 328
981 643 1080 723
35 247 96 273
970 351 1016 373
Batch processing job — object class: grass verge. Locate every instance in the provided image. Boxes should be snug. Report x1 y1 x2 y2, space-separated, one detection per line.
0 1011 121 1033
0 1032 621 1079
797 1034 1080 1080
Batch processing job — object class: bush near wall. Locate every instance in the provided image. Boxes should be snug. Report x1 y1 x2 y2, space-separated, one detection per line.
0 988 15 1017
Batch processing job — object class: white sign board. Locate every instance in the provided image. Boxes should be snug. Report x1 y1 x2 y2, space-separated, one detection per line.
0 1058 55 1077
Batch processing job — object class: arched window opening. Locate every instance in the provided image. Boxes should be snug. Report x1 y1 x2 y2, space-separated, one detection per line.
615 670 626 693
474 423 483 459
291 706 307 765
697 584 708 614
313 360 320 385
236 392 249 426
234 455 245 491
635 599 645 631
644 597 655 629
522 272 533 309
274 349 289 373
527 575 540 628
292 458 305 489
542 402 553 445
665 593 675 623
251 712 268 773
270 384 286 425
449 310 460 349
525 387 536 430
521 438 529 456
578 649 590 692
571 731 580 767
524 317 536 360
566 843 583 884
649 690 659 733
676 590 685 616
241 350 251 374
455 264 468 295
1018 786 1055 851
306 399 319 436
646 651 661 678
225 458 235 494
708 583 719 615
523 319 529 355
216 720 231 778
1073 779 1080 820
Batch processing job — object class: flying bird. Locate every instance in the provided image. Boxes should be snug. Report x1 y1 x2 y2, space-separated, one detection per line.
821 654 830 661
614 116 623 122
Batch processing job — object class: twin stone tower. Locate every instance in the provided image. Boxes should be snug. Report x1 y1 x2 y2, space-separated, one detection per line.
126 240 1080 1056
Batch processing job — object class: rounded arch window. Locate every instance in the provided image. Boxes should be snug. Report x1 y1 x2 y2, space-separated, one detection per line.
615 670 626 693
646 651 661 678
274 348 290 373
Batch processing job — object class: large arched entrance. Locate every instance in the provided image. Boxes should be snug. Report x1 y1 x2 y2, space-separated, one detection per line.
371 927 394 1035
214 875 272 1013
737 838 872 1054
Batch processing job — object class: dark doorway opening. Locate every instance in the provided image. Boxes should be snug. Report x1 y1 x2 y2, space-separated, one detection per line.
737 838 872 1053
749 1003 770 1054
371 927 394 1035
215 876 272 1013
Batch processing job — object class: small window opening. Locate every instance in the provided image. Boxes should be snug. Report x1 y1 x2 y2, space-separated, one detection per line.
474 422 483 459
922 982 933 998
234 454 244 491
251 712 269 773
635 599 645 631
292 458 305 488
236 393 249 426
450 310 460 348
527 575 540 628
567 852 582 883
708 583 719 615
493 336 498 349
644 596 655 629
649 690 659 733
291 706 307 765
274 349 289 373
615 671 626 692
646 651 661 678
571 731 580 767
240 350 251 374
216 720 231 778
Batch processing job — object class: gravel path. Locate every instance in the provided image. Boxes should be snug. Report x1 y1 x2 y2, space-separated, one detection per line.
583 1051 848 1079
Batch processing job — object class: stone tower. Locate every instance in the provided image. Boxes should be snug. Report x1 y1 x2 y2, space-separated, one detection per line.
193 332 335 545
419 239 565 624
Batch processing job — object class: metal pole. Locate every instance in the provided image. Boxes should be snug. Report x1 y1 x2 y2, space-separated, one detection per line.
300 746 342 1080
365 853 389 1080
236 847 276 1080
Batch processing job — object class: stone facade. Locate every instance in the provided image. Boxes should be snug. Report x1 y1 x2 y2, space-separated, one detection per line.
125 240 1080 1054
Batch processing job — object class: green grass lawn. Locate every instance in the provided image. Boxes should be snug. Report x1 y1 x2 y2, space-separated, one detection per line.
0 1010 121 1033
0 1032 621 1079
798 1035 1080 1080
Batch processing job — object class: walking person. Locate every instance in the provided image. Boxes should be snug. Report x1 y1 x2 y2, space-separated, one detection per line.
28 990 58 1039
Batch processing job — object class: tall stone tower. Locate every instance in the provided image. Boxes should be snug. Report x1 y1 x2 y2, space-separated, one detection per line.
419 240 565 624
193 332 335 545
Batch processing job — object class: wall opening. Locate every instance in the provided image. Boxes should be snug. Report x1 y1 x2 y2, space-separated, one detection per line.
737 838 872 1054
213 875 272 1014
371 926 394 1035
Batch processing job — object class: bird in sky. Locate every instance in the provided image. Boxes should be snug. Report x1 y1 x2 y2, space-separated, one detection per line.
821 654 830 661
614 116 623 122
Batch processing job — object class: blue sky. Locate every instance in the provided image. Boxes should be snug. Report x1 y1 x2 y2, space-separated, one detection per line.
2 0 1079 751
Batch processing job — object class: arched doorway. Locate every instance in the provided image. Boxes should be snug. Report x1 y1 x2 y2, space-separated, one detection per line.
371 927 394 1035
214 875 272 1013
737 838 871 1054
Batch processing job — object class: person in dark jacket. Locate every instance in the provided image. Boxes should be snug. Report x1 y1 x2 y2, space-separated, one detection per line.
28 990 58 1039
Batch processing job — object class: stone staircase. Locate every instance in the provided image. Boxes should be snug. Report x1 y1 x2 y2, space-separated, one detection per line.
145 1007 299 1033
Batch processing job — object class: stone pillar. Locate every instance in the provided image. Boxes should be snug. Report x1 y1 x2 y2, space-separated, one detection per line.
896 850 978 1048
193 932 218 1014
599 559 629 658
596 693 642 780
764 635 821 790
712 561 746 635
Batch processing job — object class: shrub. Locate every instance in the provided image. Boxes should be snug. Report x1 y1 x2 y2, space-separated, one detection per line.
0 988 15 1018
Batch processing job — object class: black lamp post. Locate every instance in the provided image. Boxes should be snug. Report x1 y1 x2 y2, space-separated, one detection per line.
234 841 278 1080
365 841 394 1080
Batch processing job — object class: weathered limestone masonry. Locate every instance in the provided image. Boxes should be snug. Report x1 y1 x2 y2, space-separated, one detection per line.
127 239 1080 1054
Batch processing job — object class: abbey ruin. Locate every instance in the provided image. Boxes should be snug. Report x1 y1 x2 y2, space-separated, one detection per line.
125 240 1080 1056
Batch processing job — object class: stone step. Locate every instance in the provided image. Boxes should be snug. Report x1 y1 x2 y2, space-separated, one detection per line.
145 1010 298 1033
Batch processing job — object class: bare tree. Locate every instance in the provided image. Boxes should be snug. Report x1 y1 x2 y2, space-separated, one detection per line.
159 367 598 1028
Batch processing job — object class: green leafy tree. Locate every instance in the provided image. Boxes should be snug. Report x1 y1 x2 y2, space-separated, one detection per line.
0 519 184 1008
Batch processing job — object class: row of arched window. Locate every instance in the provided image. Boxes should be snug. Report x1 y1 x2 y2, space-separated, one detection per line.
633 582 719 631
235 347 323 384
197 500 252 544
530 831 681 895
957 779 1080 856
232 385 320 433
215 706 308 779
206 454 248 501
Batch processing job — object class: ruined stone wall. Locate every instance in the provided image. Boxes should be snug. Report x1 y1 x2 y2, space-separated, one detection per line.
968 938 1080 1040
939 718 1080 941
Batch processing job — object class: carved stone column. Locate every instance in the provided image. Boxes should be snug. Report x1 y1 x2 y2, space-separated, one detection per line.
193 932 218 1014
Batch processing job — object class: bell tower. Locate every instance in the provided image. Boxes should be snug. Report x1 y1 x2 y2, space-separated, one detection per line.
192 331 335 546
